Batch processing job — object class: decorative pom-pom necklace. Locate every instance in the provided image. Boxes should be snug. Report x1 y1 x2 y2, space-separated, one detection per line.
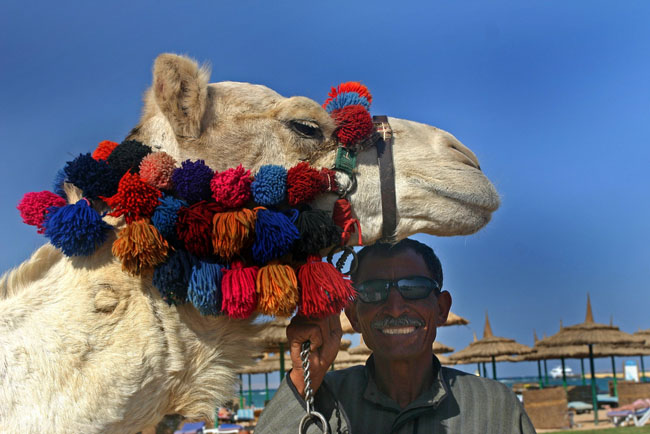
19 81 378 320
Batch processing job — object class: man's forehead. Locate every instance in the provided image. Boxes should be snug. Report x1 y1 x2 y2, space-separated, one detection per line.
355 248 432 281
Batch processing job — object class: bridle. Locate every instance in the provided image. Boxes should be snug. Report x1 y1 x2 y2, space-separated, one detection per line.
327 115 396 273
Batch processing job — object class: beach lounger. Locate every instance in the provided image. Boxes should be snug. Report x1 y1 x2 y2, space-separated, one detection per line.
606 399 650 427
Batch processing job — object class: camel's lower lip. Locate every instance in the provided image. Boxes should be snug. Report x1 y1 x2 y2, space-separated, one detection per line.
408 173 500 212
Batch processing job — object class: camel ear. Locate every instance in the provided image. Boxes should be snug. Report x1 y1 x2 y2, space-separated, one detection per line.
153 53 210 138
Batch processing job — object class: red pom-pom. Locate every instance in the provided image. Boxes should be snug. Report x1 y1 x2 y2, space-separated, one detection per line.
17 191 67 233
332 198 362 245
287 162 325 206
221 261 259 319
332 105 374 147
139 152 177 190
297 255 356 318
319 167 338 194
323 82 373 109
210 165 253 209
176 201 221 257
92 140 119 161
102 172 162 224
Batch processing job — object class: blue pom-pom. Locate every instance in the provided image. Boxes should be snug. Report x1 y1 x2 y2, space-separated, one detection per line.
153 249 198 306
43 199 111 256
151 195 187 239
171 160 214 204
251 165 287 206
53 168 67 199
252 208 299 264
325 92 371 113
188 261 223 315
64 153 120 199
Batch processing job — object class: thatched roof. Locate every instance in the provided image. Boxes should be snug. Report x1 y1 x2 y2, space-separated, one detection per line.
340 312 356 334
634 329 650 345
348 336 372 356
433 341 454 354
254 317 290 352
452 354 520 365
449 312 532 362
239 354 283 374
340 338 351 351
537 296 644 348
442 311 469 327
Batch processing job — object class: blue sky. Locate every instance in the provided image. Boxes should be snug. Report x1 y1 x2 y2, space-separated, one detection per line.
1 0 649 387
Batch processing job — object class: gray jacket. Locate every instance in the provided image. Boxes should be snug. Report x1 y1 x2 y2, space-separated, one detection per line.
256 356 536 434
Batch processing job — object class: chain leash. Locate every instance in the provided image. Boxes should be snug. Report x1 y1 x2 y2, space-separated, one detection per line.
298 341 329 434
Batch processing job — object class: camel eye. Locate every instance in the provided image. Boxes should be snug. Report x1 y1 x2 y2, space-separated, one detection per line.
290 120 323 140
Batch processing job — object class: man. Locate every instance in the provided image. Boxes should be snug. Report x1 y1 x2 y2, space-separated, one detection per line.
256 239 536 433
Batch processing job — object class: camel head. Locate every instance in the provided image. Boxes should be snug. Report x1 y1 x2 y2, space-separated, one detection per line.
2 53 500 433
128 53 499 244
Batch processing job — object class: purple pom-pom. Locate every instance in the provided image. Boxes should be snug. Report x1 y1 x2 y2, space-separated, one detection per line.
43 199 111 256
251 165 287 206
171 160 214 204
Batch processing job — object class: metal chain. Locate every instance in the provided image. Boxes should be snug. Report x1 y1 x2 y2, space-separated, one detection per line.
298 341 329 434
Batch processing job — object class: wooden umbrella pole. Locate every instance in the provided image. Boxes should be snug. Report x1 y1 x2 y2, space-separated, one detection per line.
581 358 587 386
482 362 487 378
239 373 244 409
247 373 253 408
561 357 567 390
537 360 544 389
491 355 497 380
610 356 618 397
543 359 549 385
589 344 598 425
279 342 285 380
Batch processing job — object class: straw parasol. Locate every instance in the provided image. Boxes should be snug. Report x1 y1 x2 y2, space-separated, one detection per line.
433 341 454 354
635 329 650 382
240 354 283 404
536 295 644 425
255 317 291 379
448 312 532 380
348 336 372 356
340 312 356 334
442 311 469 327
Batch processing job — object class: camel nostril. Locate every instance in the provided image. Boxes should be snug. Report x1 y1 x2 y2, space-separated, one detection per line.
449 143 481 170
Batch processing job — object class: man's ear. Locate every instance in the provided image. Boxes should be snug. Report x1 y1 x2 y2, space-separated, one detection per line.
345 303 362 333
436 291 452 327
152 53 210 138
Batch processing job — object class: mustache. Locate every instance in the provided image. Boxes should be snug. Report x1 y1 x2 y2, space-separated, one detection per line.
371 316 424 329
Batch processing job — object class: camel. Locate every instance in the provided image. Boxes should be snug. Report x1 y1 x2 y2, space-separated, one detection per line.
0 53 499 433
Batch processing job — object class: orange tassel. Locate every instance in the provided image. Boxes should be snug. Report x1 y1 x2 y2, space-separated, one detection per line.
298 255 356 318
212 208 256 259
112 219 169 275
256 262 298 317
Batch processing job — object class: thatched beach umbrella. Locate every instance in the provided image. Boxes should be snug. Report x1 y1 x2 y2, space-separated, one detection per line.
442 311 469 327
537 295 644 425
448 312 532 380
348 336 372 356
433 341 454 354
340 312 356 334
240 354 283 404
255 317 290 379
635 329 650 382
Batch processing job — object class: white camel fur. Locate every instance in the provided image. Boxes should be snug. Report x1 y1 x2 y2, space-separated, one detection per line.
0 53 499 433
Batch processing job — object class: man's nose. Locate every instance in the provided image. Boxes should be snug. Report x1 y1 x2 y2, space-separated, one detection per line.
383 285 409 315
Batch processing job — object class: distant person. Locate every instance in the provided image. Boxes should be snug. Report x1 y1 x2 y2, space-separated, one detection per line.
256 238 536 433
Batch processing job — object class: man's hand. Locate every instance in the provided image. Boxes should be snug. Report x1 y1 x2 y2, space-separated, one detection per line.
287 314 342 399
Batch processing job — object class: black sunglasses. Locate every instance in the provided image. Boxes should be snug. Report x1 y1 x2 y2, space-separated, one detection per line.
354 276 440 303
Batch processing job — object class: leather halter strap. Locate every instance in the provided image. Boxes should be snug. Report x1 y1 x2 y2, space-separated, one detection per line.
373 115 397 241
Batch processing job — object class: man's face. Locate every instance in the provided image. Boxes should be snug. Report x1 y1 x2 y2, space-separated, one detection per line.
345 248 451 362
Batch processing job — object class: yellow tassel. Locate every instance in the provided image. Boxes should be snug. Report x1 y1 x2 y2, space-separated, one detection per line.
256 261 298 317
112 219 169 275
212 208 256 259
